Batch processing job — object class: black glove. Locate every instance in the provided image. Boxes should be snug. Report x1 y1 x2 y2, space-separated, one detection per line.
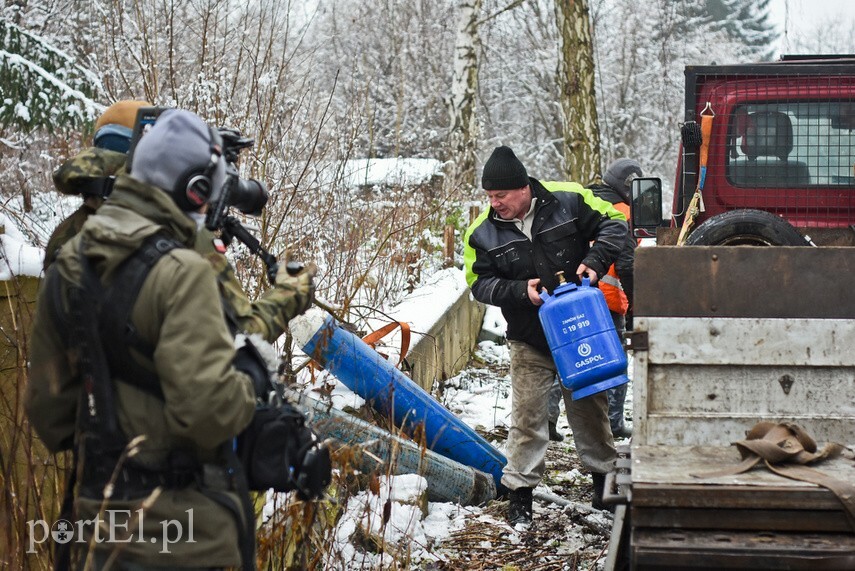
233 342 273 402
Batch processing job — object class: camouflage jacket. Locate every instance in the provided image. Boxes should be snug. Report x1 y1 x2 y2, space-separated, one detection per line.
44 147 127 270
43 202 97 271
196 227 305 342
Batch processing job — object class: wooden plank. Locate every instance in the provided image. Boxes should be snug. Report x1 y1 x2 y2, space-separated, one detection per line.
632 529 855 570
632 507 851 533
646 365 855 412
642 414 855 448
633 350 651 448
631 483 842 511
635 246 855 318
632 316 855 446
641 317 855 367
630 445 855 490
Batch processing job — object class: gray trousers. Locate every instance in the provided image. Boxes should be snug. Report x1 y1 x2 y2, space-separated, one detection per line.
501 340 617 491
548 311 629 432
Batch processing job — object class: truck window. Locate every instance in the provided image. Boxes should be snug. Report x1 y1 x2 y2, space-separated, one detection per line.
727 102 855 187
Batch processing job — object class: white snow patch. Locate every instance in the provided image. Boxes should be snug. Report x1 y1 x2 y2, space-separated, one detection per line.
0 213 44 279
342 157 442 188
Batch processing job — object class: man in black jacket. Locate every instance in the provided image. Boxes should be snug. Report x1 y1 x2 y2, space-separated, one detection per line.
463 146 628 523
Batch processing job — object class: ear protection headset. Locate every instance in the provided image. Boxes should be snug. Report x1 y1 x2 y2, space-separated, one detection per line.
173 126 224 211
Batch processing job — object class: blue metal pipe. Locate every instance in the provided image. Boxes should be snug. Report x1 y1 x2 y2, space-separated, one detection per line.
292 310 508 495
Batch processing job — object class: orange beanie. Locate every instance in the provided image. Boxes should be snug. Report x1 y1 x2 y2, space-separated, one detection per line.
94 100 152 131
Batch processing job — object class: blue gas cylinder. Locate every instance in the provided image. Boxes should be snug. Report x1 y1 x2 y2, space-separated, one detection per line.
538 275 628 400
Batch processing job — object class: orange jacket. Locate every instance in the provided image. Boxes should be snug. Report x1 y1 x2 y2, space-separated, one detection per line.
600 202 630 314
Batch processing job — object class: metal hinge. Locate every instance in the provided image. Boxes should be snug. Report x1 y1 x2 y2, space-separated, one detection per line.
624 330 648 351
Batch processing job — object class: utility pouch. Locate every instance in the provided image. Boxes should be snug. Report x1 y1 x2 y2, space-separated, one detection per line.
238 402 330 498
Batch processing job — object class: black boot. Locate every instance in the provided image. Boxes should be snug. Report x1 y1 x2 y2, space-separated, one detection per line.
611 423 633 439
591 473 615 513
508 487 533 525
548 421 564 442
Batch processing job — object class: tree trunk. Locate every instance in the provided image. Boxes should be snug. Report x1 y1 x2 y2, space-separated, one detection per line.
554 0 601 183
446 0 483 196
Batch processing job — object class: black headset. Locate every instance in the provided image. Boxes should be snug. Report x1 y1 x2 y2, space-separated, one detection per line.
172 126 224 211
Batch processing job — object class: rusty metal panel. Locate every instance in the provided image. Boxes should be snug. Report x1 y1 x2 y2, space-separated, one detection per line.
635 246 855 318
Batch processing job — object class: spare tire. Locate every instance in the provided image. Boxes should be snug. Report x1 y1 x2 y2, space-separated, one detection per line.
685 209 808 246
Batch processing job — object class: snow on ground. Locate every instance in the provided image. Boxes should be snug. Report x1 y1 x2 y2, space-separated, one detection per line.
291 276 635 568
326 474 474 568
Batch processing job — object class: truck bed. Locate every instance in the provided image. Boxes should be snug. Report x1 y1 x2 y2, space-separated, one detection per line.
616 246 855 570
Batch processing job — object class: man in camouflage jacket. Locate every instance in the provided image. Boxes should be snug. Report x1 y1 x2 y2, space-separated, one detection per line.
27 110 265 567
48 101 312 342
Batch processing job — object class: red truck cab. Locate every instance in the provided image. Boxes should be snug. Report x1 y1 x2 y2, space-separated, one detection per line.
634 56 855 246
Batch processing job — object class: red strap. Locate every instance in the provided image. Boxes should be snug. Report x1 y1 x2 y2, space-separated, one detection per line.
362 321 411 367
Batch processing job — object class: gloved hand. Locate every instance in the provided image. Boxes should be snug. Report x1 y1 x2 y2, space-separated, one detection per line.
233 341 273 402
274 260 317 316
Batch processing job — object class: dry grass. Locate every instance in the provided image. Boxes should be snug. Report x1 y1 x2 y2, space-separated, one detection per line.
0 275 66 570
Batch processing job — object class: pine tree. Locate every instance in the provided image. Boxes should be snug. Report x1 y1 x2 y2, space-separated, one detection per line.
704 0 776 61
0 20 102 132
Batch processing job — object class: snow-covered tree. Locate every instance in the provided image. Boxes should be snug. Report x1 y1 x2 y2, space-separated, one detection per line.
446 0 483 194
0 20 102 131
706 0 776 61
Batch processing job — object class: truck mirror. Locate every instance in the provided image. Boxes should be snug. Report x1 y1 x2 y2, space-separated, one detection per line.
631 177 663 237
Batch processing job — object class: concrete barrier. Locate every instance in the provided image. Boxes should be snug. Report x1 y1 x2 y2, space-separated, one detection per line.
401 273 485 392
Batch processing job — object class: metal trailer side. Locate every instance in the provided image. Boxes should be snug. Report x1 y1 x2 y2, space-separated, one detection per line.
606 246 855 570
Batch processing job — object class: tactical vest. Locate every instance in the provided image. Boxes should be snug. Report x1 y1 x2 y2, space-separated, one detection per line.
44 234 190 499
44 233 258 570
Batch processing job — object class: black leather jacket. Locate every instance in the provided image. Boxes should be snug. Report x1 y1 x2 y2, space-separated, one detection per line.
463 178 628 354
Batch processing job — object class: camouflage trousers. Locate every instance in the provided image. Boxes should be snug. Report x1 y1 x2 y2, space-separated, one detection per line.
501 340 617 491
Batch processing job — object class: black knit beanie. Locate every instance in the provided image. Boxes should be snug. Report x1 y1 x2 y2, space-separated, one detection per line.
481 146 529 190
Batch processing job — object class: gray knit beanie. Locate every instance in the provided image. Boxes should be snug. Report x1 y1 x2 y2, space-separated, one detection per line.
482 146 529 190
603 158 642 202
130 109 225 210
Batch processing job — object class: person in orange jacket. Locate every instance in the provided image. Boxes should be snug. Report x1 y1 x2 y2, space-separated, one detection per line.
588 158 641 439
546 158 640 441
